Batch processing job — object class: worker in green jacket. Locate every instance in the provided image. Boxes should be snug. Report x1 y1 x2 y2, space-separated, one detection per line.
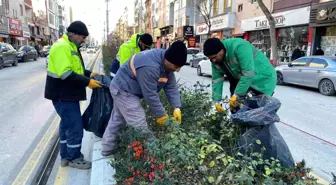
203 38 277 113
110 33 153 77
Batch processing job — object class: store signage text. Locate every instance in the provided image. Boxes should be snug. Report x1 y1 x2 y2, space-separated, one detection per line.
316 7 336 22
241 6 310 31
9 18 22 36
196 14 231 35
254 15 286 29
183 26 194 37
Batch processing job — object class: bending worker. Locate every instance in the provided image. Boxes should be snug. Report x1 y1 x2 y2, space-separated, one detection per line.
203 38 276 113
110 33 153 77
45 21 102 169
102 41 187 156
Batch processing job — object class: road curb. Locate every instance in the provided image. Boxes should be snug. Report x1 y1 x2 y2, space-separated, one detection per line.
11 51 101 185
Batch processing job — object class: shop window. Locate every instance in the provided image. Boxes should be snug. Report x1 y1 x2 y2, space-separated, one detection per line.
20 5 23 16
277 26 308 63
212 0 218 16
309 58 328 68
238 4 243 12
248 30 271 58
251 0 257 4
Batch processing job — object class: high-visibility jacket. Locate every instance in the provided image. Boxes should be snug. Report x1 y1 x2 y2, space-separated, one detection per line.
116 33 143 65
212 38 276 101
45 34 91 101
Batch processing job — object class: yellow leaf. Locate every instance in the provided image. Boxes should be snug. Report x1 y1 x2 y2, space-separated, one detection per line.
209 161 215 167
208 176 215 183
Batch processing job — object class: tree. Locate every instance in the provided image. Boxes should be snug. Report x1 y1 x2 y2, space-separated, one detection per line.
189 0 214 36
256 0 279 66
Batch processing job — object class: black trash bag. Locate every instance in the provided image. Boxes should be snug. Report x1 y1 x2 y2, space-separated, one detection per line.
231 95 295 168
82 75 113 138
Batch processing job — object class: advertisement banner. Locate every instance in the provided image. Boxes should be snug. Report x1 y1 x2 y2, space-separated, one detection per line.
9 18 22 36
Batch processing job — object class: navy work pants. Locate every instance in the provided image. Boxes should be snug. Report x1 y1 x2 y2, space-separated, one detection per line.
52 101 83 161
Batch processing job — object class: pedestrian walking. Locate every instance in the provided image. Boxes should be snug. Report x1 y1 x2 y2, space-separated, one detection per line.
101 41 187 156
110 33 153 77
203 38 277 113
44 21 102 169
315 47 324 56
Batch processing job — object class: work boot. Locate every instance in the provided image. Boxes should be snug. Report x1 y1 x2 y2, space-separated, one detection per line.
61 153 84 167
68 158 92 169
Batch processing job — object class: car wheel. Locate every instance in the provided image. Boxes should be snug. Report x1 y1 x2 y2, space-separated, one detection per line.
190 61 193 67
276 72 285 85
23 56 28 62
0 58 4 69
197 66 203 76
319 79 335 96
12 58 18 66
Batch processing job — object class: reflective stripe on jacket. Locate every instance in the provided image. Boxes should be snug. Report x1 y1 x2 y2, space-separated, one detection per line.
211 38 276 101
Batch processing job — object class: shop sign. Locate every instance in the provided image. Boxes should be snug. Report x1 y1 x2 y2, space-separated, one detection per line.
316 7 336 23
196 13 234 35
188 37 196 48
23 31 30 38
9 18 22 36
183 26 193 37
241 6 310 31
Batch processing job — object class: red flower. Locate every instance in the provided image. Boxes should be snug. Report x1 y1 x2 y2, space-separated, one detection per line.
149 172 155 181
151 164 156 169
159 164 164 170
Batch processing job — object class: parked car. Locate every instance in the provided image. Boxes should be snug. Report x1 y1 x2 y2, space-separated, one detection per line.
40 45 51 57
0 43 18 69
197 59 212 76
190 51 207 68
276 56 336 96
87 46 96 54
17 45 38 62
186 48 200 65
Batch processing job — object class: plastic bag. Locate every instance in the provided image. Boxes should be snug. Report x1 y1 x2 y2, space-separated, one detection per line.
231 95 295 168
82 75 113 138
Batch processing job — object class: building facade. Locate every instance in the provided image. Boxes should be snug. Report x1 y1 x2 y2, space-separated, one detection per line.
0 0 10 43
145 0 152 34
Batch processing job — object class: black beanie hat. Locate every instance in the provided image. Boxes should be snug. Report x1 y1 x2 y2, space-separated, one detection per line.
67 21 89 36
203 38 224 56
139 33 153 46
164 40 187 67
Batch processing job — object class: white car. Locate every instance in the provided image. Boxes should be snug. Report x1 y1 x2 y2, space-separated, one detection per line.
197 59 212 76
87 46 96 54
186 48 200 65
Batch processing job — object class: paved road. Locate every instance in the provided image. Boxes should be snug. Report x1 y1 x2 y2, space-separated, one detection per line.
0 53 96 185
176 66 336 182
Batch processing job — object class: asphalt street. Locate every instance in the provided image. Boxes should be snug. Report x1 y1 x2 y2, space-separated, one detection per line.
176 66 336 182
0 53 95 185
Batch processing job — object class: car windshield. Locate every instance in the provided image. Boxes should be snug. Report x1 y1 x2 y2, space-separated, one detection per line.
88 46 95 49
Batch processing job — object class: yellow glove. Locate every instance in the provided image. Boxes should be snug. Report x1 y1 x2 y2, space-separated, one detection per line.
88 79 102 89
229 95 242 113
156 114 169 126
90 72 102 77
173 108 182 124
215 103 225 112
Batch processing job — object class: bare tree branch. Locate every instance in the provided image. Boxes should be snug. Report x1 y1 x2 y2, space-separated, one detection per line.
256 0 279 66
190 0 213 36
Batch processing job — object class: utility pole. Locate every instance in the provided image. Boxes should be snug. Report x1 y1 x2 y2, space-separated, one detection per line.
103 21 106 43
106 0 109 39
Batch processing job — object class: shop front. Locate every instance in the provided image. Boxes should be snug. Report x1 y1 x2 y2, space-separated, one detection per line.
196 13 235 49
0 15 9 43
241 6 310 61
310 1 336 56
23 31 30 45
153 28 161 48
9 18 23 49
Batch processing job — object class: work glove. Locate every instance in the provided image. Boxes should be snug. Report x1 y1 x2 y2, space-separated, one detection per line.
90 72 102 77
88 79 102 89
173 108 182 124
215 103 225 112
229 94 243 113
156 114 169 126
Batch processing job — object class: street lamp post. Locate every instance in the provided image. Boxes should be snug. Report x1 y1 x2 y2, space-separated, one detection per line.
106 0 110 40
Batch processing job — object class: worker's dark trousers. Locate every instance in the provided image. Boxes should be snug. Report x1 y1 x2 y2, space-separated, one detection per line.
52 101 83 161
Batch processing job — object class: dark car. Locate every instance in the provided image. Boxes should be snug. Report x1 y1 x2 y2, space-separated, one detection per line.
0 43 18 69
17 46 38 62
40 45 51 57
190 51 208 68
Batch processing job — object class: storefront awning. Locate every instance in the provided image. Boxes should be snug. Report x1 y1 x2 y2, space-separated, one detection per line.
15 36 27 41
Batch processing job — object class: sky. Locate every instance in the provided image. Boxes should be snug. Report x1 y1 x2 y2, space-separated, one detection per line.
68 0 135 43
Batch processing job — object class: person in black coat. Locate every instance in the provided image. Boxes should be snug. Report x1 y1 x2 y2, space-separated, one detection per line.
291 46 302 61
315 47 324 56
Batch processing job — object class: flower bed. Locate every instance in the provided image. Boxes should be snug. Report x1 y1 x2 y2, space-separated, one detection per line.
110 83 319 185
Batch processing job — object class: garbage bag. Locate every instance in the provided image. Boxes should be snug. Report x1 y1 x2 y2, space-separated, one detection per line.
231 95 295 168
82 75 113 138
